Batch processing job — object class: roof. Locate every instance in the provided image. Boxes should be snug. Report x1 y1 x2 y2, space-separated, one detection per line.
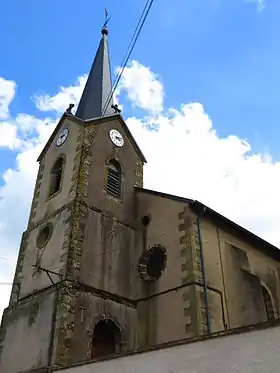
37 113 147 164
75 27 115 120
135 187 280 261
83 113 147 163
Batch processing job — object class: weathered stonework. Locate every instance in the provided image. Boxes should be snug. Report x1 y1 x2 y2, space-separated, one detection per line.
28 203 73 232
179 208 195 335
197 287 208 335
178 207 211 336
0 308 8 357
77 126 98 199
188 215 209 335
28 162 45 228
59 210 73 276
68 127 84 200
0 288 56 373
55 281 78 366
66 202 87 281
9 231 30 306
135 162 143 188
28 301 40 326
54 283 136 367
52 126 101 367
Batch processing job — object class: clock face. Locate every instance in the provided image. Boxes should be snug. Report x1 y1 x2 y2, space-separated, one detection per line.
56 128 69 147
109 129 124 147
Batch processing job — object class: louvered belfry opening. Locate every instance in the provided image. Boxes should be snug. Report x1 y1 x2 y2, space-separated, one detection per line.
107 159 121 198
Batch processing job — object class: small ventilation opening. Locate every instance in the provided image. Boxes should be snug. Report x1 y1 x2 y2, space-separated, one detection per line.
37 225 52 248
107 160 121 198
49 157 64 197
141 216 150 227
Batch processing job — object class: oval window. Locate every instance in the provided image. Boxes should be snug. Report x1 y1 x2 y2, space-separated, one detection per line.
37 224 52 248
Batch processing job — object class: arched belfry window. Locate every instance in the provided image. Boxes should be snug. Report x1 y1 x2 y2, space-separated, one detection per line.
49 157 64 197
91 319 122 359
261 285 275 321
106 159 122 198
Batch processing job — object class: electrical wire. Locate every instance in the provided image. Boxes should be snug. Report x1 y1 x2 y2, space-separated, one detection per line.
101 0 155 117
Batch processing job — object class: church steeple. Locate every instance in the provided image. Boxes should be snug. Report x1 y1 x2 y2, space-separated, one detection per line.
75 26 115 120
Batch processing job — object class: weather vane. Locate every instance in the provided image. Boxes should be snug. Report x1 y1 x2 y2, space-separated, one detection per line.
102 8 111 29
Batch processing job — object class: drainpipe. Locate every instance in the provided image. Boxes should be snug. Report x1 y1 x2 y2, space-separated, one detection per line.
195 204 211 334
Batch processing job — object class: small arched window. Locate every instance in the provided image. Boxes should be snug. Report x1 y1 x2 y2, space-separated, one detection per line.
49 157 64 197
106 159 121 198
91 319 122 359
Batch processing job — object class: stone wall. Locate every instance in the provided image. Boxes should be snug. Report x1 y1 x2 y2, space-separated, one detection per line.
135 191 194 347
81 118 143 227
29 117 83 226
54 323 280 373
0 289 56 373
53 283 137 367
198 216 280 329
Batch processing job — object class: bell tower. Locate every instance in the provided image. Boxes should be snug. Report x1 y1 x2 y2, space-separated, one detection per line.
0 24 146 373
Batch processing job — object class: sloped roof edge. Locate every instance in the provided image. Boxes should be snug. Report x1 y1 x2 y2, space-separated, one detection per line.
135 187 280 260
83 113 147 163
37 112 147 164
37 112 85 162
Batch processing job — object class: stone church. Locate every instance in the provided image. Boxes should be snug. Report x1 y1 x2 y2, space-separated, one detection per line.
1 25 280 373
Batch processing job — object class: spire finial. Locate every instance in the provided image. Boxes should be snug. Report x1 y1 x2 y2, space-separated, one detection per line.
101 8 110 35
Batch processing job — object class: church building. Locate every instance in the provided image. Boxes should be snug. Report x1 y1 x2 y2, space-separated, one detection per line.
0 25 280 373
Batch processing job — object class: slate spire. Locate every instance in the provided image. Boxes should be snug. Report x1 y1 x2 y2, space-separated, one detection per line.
75 26 114 120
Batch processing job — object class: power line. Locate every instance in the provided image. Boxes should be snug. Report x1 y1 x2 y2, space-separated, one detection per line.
101 0 155 117
103 0 155 115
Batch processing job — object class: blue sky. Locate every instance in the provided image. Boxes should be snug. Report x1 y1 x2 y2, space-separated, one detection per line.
2 0 280 159
2 0 280 314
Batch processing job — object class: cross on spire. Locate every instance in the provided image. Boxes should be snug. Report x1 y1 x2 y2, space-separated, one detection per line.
103 8 111 29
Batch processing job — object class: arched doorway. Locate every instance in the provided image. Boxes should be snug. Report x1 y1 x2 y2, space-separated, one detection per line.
91 319 122 359
261 285 275 321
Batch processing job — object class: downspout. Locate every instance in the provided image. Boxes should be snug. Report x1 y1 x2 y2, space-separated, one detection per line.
196 205 211 334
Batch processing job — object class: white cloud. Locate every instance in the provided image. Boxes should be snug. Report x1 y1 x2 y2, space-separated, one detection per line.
0 122 21 149
0 77 16 120
0 58 280 320
246 0 265 11
115 60 164 115
34 76 87 114
257 0 265 11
